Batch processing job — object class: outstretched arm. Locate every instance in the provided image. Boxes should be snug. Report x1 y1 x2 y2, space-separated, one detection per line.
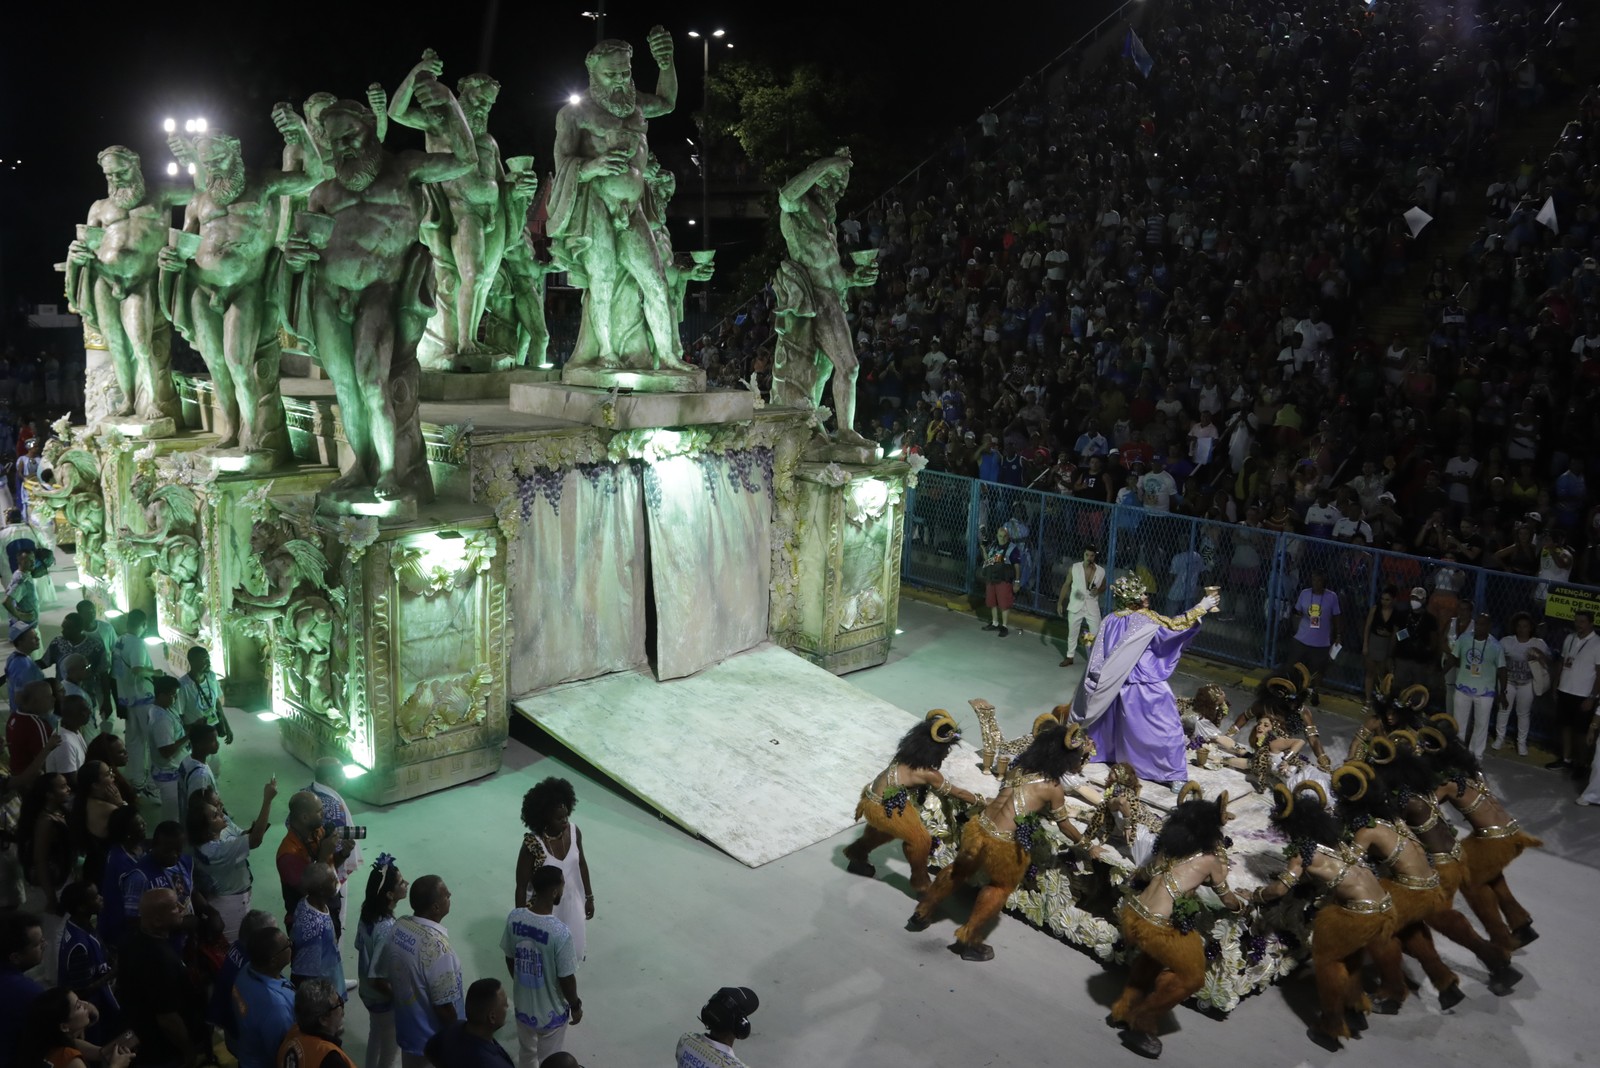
389 50 445 132
403 77 478 185
779 154 849 214
640 26 678 118
263 103 328 195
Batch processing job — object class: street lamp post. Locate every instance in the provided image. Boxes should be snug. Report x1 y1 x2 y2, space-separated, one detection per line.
686 29 728 254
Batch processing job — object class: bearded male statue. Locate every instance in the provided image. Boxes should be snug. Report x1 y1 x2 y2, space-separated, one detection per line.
159 107 325 469
389 52 536 370
284 78 477 509
65 147 192 426
548 28 701 389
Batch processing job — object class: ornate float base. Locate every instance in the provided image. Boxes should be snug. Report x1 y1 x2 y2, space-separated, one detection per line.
560 364 707 393
101 416 177 440
270 502 510 806
509 382 755 429
777 460 908 675
805 438 884 465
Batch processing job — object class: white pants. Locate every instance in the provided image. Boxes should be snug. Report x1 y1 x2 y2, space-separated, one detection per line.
516 1020 567 1068
212 889 251 945
1495 682 1536 747
1453 690 1495 760
1581 734 1600 804
365 1008 399 1068
124 705 149 788
1065 601 1101 657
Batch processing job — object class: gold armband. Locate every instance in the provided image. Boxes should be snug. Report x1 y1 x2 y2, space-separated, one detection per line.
1047 803 1074 822
1273 869 1300 889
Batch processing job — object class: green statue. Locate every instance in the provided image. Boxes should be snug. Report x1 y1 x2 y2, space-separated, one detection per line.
644 157 714 336
283 79 478 508
65 147 191 426
390 52 538 371
548 29 699 384
159 108 324 468
771 148 878 448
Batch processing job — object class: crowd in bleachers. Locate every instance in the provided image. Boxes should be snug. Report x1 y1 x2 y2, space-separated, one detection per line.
694 0 1599 589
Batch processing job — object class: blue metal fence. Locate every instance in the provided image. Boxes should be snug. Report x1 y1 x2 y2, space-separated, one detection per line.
905 470 1600 748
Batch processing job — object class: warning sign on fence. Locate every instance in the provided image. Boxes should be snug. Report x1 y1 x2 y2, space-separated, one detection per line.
1544 585 1600 621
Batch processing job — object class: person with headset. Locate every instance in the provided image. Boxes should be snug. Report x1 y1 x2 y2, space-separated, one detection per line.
675 987 759 1068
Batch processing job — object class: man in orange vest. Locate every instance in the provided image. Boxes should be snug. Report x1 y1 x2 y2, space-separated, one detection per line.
277 977 357 1068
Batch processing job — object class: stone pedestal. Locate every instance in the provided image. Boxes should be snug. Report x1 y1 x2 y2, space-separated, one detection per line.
418 368 559 402
561 365 706 393
271 504 510 805
509 382 756 429
777 460 909 674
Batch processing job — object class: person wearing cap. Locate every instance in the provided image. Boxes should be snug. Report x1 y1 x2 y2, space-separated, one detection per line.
676 987 759 1068
6 617 45 717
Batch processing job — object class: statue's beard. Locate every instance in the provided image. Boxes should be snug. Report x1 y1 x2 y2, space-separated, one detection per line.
335 140 383 192
593 79 637 118
108 176 145 209
209 158 247 205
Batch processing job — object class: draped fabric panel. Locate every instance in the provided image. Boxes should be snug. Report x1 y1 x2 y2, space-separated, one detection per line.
644 449 773 681
508 463 648 697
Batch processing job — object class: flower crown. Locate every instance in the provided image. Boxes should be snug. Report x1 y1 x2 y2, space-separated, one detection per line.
1112 575 1148 607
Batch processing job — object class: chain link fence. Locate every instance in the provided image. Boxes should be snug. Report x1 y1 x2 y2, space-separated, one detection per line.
904 471 1600 749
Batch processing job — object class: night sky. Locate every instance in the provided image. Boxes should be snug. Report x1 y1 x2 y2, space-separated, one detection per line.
0 0 1119 326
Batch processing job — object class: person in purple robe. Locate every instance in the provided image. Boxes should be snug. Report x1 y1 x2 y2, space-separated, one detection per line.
1073 575 1218 786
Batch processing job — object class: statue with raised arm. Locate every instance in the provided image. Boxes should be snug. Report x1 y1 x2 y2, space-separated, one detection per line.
282 79 478 510
159 108 325 470
548 28 701 389
771 148 878 448
64 147 191 428
390 52 531 370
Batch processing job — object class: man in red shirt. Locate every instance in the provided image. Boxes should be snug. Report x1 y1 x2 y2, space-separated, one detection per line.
6 678 54 774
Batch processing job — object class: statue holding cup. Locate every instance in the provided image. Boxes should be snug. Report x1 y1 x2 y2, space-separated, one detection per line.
65 146 193 427
771 148 878 448
159 106 327 469
390 51 533 370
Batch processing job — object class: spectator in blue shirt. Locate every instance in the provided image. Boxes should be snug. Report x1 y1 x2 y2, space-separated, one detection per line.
232 925 296 1068
0 911 47 1064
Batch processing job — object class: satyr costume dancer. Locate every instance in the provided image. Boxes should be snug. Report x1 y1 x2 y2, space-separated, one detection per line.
1226 665 1333 770
1367 734 1519 992
1073 577 1219 785
1253 783 1401 1052
907 723 1105 961
1348 676 1430 763
1419 719 1543 952
1109 784 1245 1060
1331 762 1513 1010
844 710 982 892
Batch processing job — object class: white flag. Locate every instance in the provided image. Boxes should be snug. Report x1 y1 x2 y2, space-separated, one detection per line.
1403 206 1433 238
1536 196 1558 233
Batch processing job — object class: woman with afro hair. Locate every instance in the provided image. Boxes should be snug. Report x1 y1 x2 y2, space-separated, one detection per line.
514 777 593 961
844 710 983 892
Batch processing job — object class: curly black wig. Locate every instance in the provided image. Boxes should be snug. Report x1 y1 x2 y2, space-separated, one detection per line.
1152 799 1227 860
1011 723 1088 781
893 718 959 771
